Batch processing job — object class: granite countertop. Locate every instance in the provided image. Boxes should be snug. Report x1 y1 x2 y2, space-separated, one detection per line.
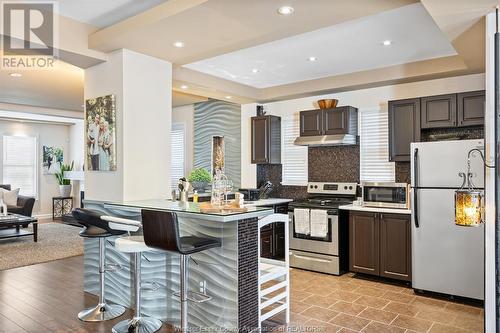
84 199 274 222
339 203 412 215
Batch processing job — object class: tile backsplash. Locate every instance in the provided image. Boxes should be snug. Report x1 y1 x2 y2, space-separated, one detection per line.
257 145 360 200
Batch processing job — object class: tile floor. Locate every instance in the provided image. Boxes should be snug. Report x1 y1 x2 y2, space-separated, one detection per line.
273 268 484 333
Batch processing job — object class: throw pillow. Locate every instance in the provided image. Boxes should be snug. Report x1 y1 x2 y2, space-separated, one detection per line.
2 188 19 206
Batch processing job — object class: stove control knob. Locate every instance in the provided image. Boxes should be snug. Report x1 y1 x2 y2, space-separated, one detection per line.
310 185 313 189
344 186 348 190
314 185 318 189
349 186 353 190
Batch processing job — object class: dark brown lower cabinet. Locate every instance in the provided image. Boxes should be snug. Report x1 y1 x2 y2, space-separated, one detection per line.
349 211 411 282
349 211 379 275
379 213 411 281
260 204 288 260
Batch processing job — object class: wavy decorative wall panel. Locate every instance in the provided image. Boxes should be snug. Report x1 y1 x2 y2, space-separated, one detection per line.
194 100 241 188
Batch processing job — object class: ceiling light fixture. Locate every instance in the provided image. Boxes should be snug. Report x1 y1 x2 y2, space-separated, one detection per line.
307 56 317 62
173 41 185 48
252 68 259 73
225 96 232 99
382 40 392 46
277 6 294 15
9 72 22 77
180 85 188 89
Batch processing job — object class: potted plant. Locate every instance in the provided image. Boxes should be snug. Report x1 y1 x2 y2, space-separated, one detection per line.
55 161 74 197
187 168 212 193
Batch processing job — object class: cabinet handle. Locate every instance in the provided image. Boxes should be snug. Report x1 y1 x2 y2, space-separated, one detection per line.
380 213 384 219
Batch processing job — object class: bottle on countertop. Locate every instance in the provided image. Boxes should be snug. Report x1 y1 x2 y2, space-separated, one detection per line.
193 190 199 203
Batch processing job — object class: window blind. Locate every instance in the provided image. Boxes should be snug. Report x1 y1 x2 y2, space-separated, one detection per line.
282 113 308 186
171 123 186 189
2 135 38 197
359 108 395 182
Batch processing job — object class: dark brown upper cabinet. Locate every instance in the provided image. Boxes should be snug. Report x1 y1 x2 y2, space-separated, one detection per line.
251 115 281 164
300 109 323 136
421 94 457 129
300 107 358 136
457 90 485 127
323 106 357 135
349 211 411 282
388 98 421 162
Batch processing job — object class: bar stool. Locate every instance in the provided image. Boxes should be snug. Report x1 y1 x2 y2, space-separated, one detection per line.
72 208 126 322
102 215 163 333
141 209 221 332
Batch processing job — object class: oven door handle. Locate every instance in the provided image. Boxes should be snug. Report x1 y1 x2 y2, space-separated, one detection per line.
290 252 332 263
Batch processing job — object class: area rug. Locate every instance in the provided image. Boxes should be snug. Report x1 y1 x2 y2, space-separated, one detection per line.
0 222 83 270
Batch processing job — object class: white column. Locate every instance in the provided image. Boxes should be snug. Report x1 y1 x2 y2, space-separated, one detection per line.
484 12 496 332
84 49 172 202
241 103 257 188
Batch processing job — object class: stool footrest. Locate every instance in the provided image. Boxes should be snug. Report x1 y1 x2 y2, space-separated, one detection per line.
173 291 212 303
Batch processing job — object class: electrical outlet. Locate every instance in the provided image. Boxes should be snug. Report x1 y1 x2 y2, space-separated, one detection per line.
199 280 207 294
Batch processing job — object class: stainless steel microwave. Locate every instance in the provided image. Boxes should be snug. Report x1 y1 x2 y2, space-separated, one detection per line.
361 182 410 209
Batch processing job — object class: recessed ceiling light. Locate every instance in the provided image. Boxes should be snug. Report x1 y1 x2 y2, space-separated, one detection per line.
251 68 259 73
277 6 294 15
307 56 317 62
382 40 392 46
225 96 232 99
9 72 22 77
180 85 188 89
173 41 185 48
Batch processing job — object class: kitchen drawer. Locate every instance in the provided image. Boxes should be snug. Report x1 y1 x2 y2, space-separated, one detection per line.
289 250 339 275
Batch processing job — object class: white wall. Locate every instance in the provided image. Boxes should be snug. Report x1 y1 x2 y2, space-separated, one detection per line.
484 12 495 332
85 49 172 202
241 73 486 187
0 120 71 217
172 104 194 174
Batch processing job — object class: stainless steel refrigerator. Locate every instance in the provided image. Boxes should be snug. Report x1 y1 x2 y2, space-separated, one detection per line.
410 139 484 300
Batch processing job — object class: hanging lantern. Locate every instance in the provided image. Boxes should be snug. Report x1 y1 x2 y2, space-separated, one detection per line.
455 189 483 227
454 151 484 227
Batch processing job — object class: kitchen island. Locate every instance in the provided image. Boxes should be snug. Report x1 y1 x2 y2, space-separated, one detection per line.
82 199 274 332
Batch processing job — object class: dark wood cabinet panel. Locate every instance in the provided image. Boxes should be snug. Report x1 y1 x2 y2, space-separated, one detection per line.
349 211 379 275
300 110 323 136
457 90 485 127
379 213 411 281
388 98 421 162
421 94 457 129
260 204 288 260
251 115 281 164
323 107 349 135
260 230 273 258
273 222 285 259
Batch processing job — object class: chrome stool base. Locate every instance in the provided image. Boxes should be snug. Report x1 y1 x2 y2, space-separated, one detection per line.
112 316 163 333
78 302 126 322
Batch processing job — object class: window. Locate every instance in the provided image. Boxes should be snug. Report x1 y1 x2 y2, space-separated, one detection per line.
171 123 186 189
359 108 395 182
2 135 38 197
281 113 308 186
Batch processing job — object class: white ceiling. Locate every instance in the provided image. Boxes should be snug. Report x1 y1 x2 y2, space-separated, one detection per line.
184 3 457 88
56 0 167 27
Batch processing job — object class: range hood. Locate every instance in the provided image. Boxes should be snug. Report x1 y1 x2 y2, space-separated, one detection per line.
294 134 357 147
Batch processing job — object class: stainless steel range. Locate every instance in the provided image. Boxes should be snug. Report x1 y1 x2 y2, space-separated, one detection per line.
289 182 357 275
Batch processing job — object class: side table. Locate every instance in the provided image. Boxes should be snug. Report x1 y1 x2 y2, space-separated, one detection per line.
53 196 73 220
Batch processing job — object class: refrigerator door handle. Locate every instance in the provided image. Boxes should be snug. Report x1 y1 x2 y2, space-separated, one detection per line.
413 148 419 228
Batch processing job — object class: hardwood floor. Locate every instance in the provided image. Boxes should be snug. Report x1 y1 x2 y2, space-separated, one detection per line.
0 256 174 333
0 256 484 333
